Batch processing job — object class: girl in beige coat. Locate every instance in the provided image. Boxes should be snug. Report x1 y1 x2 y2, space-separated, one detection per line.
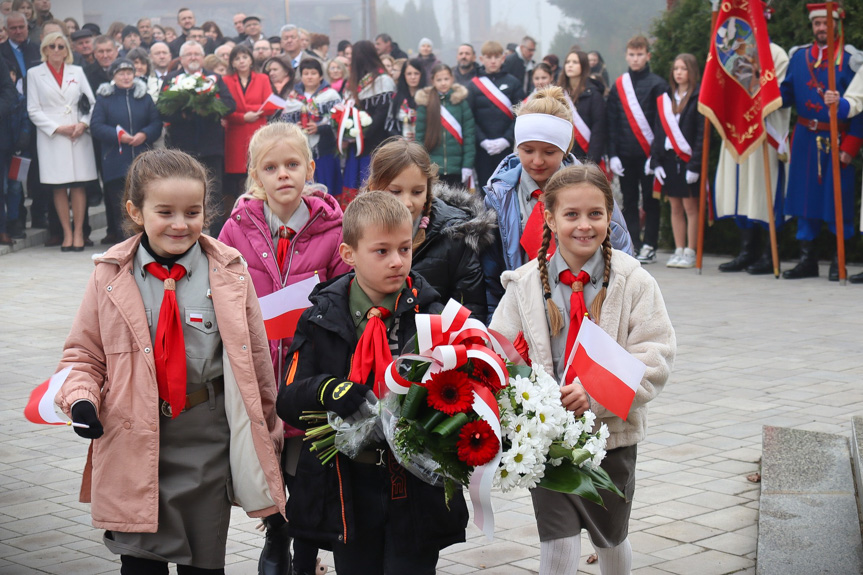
490 164 675 575
56 149 286 574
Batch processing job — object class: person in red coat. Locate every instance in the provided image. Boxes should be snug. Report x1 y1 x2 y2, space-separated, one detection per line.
223 44 274 208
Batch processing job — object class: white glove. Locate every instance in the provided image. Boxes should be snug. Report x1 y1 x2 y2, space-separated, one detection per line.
644 158 654 176
490 137 510 155
654 165 666 186
479 139 493 153
609 156 625 176
685 170 699 184
461 167 473 183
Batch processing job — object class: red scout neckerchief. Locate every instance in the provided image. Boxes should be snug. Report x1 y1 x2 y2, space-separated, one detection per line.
276 226 296 271
440 104 463 145
347 277 417 397
616 73 654 157
145 262 188 418
520 190 556 260
558 269 590 385
471 76 515 119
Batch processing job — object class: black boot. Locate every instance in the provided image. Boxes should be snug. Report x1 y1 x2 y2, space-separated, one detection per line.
828 254 845 282
746 242 775 275
782 241 819 279
719 227 758 272
849 271 863 284
258 513 292 575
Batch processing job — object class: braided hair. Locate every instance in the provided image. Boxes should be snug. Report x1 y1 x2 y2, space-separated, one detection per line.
536 163 614 335
361 136 438 251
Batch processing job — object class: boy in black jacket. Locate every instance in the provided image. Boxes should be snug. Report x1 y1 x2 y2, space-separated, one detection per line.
607 35 669 263
277 191 468 575
468 40 524 191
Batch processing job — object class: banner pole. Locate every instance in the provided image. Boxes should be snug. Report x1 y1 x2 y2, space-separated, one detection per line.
826 2 847 284
761 141 780 278
696 7 719 275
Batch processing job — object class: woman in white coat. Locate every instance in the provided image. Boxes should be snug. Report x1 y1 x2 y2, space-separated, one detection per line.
27 31 97 251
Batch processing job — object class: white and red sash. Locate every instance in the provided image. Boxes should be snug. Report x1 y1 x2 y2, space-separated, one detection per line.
616 73 654 157
764 120 787 155
440 105 463 145
657 93 692 163
565 92 591 152
472 77 514 119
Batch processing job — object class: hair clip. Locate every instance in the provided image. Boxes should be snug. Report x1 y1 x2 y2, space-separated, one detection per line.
419 216 429 229
543 292 552 300
602 281 609 288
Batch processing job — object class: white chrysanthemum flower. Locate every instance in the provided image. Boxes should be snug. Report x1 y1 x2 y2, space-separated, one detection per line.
590 447 606 469
496 466 520 492
348 127 359 138
582 410 596 431
359 111 372 126
502 439 538 475
512 377 543 412
180 76 197 90
597 422 610 442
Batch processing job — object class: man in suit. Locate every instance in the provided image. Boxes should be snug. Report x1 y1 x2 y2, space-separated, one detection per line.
84 35 116 93
1 12 40 80
502 35 536 94
161 41 236 236
71 29 95 66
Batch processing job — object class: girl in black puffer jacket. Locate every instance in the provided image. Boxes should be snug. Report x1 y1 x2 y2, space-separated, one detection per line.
363 137 496 322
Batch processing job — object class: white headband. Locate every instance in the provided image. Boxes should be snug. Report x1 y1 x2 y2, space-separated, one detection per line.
514 113 573 153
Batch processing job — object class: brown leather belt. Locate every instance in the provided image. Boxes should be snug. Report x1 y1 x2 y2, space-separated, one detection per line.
160 376 225 417
797 116 849 132
353 447 387 466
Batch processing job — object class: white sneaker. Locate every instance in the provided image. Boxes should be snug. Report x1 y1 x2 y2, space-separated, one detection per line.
666 248 684 267
637 244 657 264
678 248 696 268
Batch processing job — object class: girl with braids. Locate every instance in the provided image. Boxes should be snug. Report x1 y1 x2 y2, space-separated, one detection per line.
489 163 675 575
363 136 494 321
415 62 476 188
557 49 607 165
482 86 632 318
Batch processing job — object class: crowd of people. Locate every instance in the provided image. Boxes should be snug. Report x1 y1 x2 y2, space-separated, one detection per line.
7 2 863 575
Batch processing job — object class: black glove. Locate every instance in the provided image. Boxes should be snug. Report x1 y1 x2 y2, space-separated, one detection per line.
258 513 291 575
318 379 369 419
71 401 104 439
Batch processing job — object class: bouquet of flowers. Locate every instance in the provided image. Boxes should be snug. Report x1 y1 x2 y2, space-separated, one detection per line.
331 102 372 155
156 72 229 120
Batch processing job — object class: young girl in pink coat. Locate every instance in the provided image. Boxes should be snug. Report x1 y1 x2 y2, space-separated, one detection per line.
56 149 286 574
218 121 349 575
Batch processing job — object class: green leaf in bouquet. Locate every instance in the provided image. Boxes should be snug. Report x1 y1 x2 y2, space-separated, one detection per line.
569 448 593 466
418 409 447 432
583 466 625 499
401 384 428 420
444 478 458 510
539 464 605 507
432 412 469 437
508 364 534 380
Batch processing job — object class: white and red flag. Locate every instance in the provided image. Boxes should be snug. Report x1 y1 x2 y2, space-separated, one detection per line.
258 274 320 340
564 319 646 421
258 93 287 114
116 125 128 153
24 366 73 426
698 0 782 161
8 156 30 182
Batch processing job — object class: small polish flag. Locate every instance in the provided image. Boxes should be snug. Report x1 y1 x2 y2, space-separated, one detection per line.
564 318 646 421
24 366 73 426
259 274 319 340
8 156 31 182
116 125 128 153
189 312 203 323
258 93 287 114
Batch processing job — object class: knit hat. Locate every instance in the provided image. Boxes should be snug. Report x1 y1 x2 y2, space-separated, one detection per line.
121 25 140 40
109 58 135 77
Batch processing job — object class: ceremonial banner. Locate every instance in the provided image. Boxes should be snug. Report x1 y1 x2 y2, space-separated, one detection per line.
698 0 782 162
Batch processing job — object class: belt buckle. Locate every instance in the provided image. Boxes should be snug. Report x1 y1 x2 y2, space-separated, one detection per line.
808 118 819 131
160 400 174 418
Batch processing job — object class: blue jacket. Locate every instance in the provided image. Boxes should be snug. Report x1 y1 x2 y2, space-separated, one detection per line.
482 153 634 318
90 78 162 183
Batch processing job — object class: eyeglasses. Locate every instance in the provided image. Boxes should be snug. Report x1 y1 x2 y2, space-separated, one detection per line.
47 44 67 50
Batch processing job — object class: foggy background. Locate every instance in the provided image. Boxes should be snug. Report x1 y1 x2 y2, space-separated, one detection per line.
53 0 667 76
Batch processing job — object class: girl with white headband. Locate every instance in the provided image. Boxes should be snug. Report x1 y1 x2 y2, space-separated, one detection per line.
490 163 675 575
482 86 633 317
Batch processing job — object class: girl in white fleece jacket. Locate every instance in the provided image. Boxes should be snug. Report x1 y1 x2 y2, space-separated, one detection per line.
489 164 676 575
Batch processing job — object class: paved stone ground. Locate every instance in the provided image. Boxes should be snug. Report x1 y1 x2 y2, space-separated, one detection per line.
2 235 863 574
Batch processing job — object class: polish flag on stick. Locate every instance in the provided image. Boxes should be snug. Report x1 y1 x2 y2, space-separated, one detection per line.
7 156 30 182
116 125 128 153
258 93 287 114
23 366 88 428
259 274 320 340
564 318 646 421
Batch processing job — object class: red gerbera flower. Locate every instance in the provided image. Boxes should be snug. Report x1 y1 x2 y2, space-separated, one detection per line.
513 331 532 366
426 370 474 415
471 361 504 392
457 419 500 467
